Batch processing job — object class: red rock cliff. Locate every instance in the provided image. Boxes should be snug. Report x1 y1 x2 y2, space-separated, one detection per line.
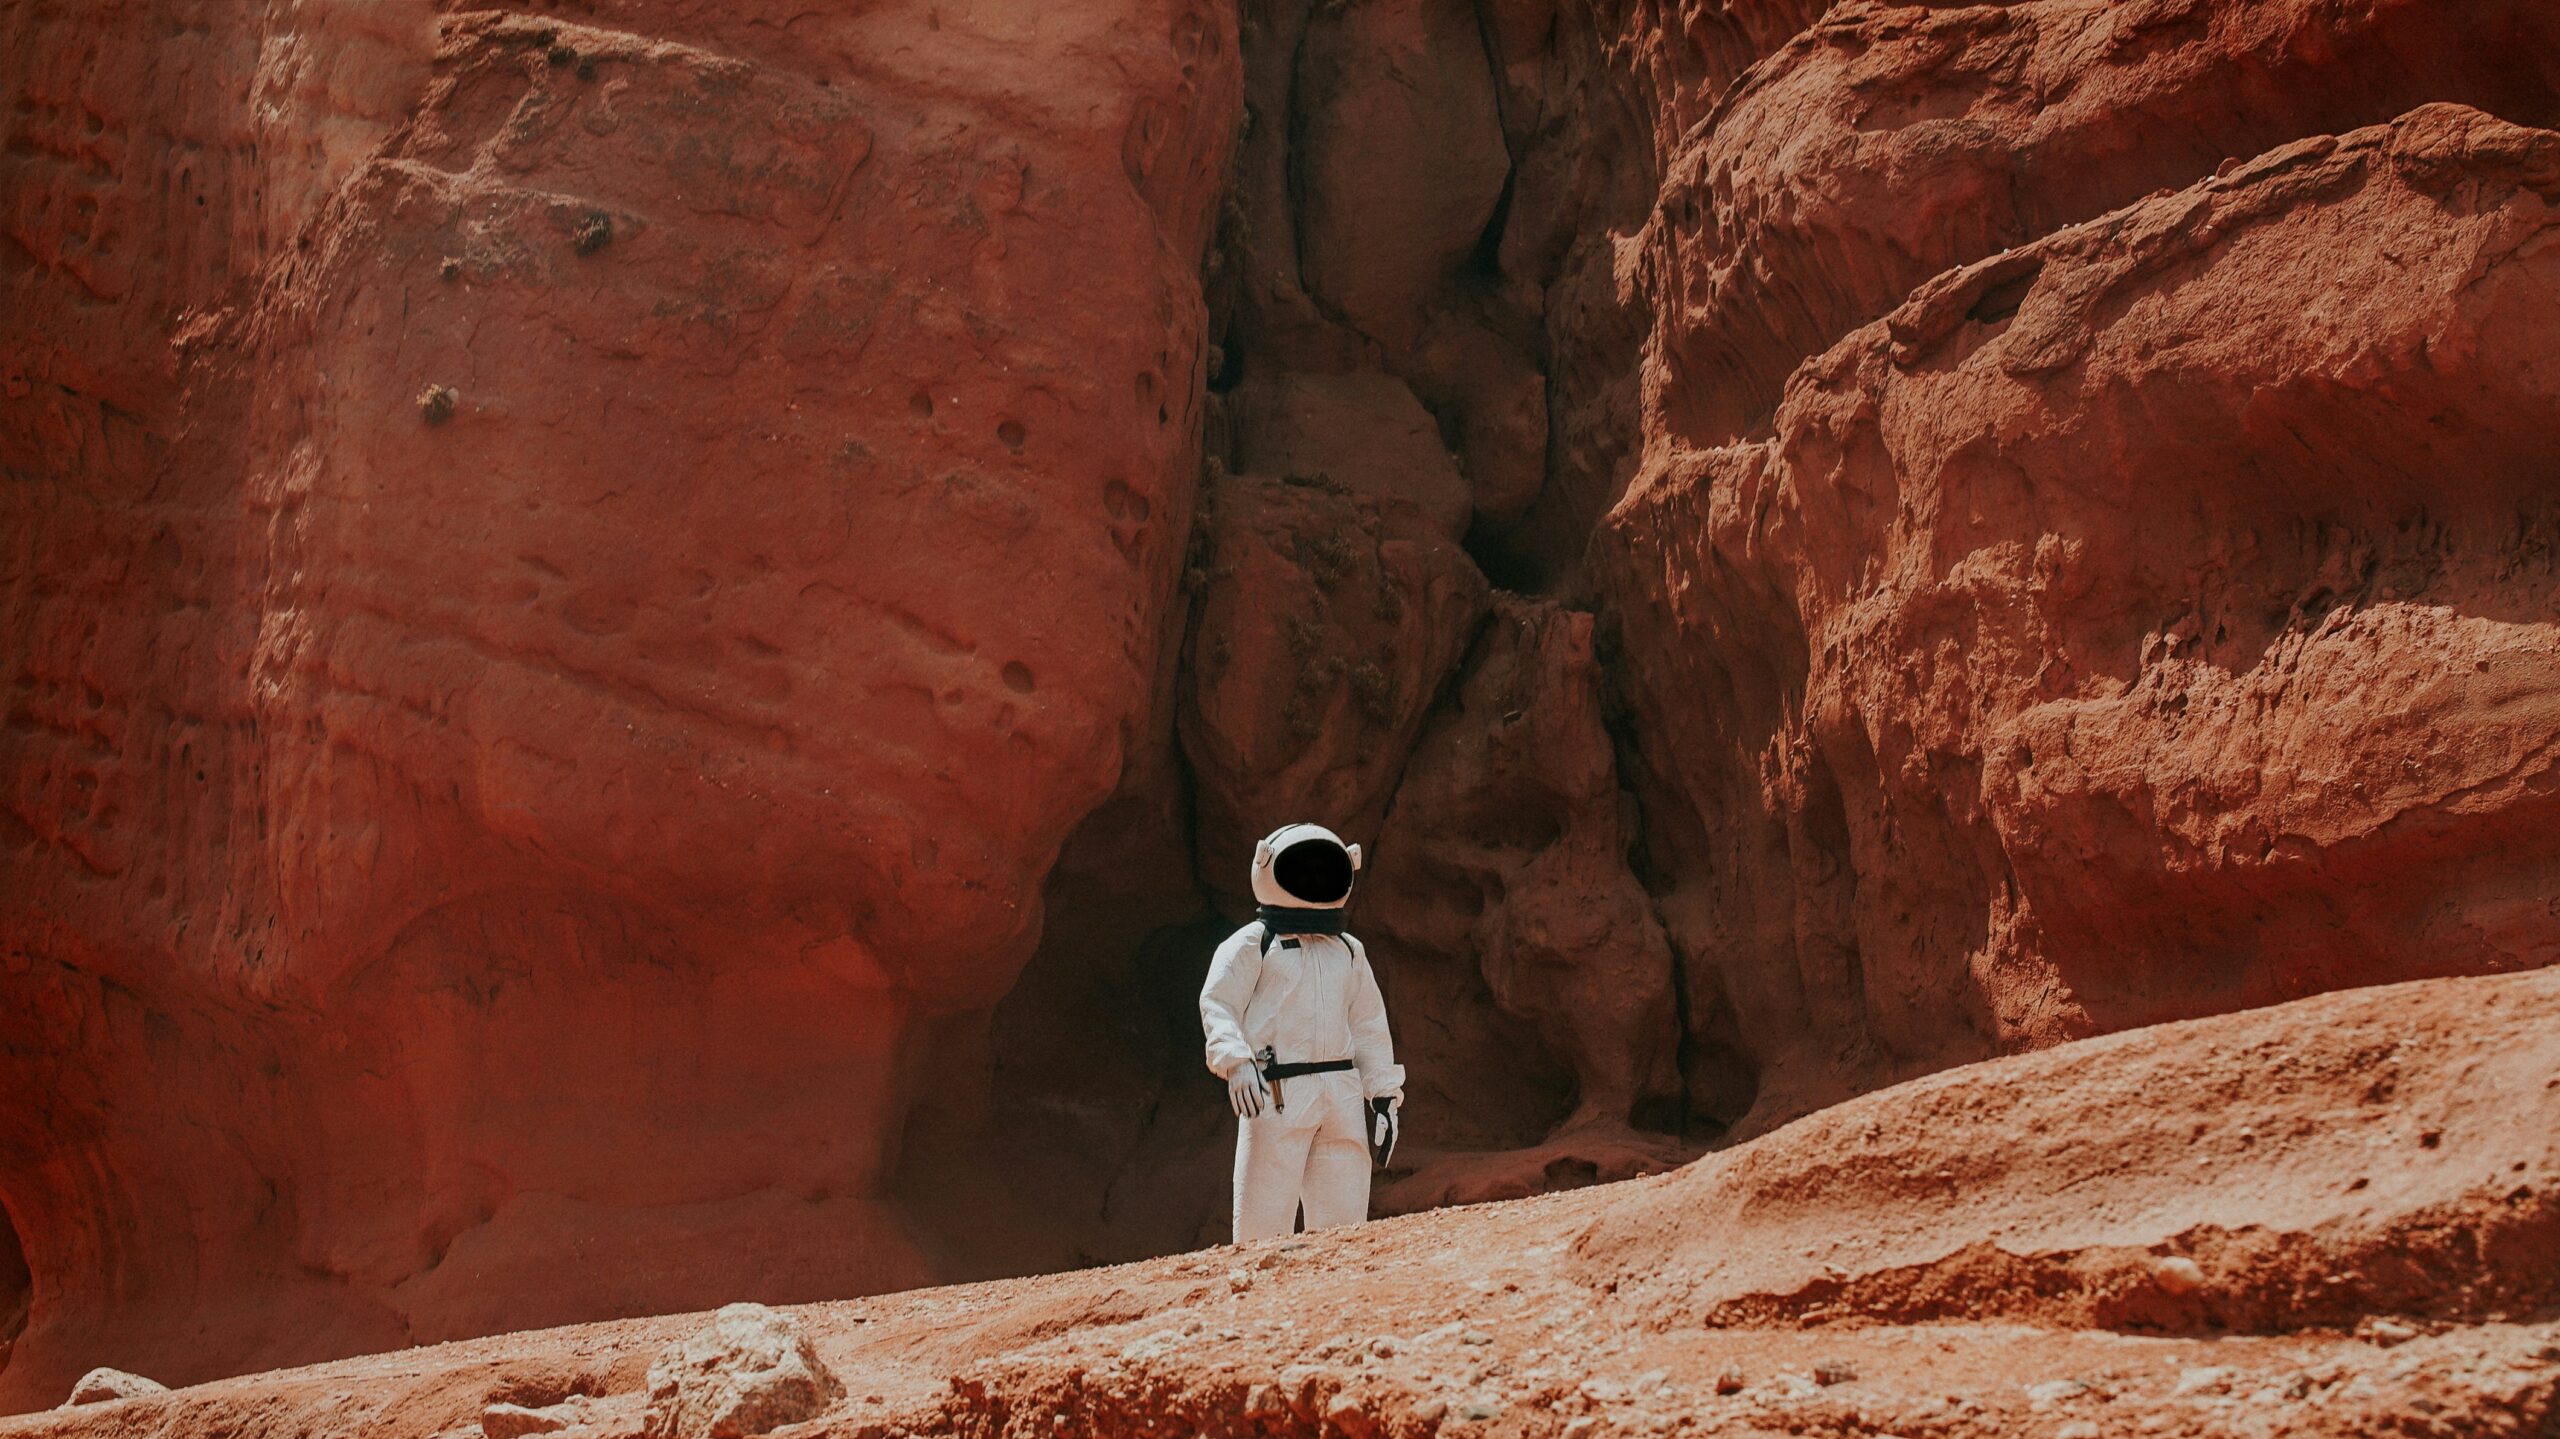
5 0 2560 1412
1 0 1236 1407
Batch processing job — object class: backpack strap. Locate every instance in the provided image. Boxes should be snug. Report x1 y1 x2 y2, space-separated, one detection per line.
1256 923 1361 959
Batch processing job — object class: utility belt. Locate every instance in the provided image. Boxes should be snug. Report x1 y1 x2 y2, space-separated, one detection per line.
1255 1047 1354 1113
1262 1058 1355 1081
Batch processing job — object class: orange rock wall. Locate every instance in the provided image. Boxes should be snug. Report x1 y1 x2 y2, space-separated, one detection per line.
1 0 1237 1408
1591 1 2560 1127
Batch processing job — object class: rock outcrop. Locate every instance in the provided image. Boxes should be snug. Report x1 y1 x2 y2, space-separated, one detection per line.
1597 100 2560 1130
642 1303 842 1439
59 1369 168 1408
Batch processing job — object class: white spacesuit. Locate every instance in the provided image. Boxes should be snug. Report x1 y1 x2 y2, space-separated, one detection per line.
1199 823 1404 1242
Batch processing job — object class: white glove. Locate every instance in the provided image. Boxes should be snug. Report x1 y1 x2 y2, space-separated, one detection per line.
1369 1098 1400 1167
1227 1061 1270 1118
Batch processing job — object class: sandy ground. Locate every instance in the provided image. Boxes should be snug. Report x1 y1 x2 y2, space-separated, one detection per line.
7 969 2554 1438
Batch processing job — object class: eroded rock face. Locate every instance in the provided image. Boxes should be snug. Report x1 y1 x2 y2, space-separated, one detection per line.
1177 463 1489 905
0 0 1237 1409
1646 0 2560 447
1363 598 1684 1185
1291 0 1508 355
1599 100 2560 1127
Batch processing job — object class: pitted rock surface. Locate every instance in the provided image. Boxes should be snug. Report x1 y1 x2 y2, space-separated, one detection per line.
641 1304 844 1439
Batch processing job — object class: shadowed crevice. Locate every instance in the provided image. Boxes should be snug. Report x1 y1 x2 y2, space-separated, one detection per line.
0 1197 29 1382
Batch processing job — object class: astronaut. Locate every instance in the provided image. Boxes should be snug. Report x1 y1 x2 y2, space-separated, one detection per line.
1199 822 1404 1242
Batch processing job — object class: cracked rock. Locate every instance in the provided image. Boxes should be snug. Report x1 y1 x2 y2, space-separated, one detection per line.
643 1303 845 1439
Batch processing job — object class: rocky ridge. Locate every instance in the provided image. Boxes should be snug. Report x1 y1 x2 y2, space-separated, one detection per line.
3 968 2555 1437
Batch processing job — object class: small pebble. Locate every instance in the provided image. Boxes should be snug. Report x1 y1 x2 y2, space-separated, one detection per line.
2360 1317 2419 1347
1459 1329 1492 1346
2153 1256 2206 1295
2025 1378 2088 1405
1714 1368 1746 1395
1458 1398 1502 1421
1813 1358 1858 1386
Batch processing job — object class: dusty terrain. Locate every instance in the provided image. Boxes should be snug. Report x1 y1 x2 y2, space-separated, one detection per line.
7 967 2556 1438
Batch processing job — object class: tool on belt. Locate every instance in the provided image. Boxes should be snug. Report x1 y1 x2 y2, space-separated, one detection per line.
1368 1098 1399 1168
1255 1045 1354 1113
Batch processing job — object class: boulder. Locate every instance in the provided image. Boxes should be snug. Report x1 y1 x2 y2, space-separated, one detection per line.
643 1304 844 1439
61 1369 167 1406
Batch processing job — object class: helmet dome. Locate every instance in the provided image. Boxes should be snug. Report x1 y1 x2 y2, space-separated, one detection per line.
1251 823 1363 909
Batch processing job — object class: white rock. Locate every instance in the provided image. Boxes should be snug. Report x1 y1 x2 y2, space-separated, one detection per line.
2173 1366 2237 1397
2359 1317 2420 1347
643 1303 845 1439
2152 1256 2207 1295
2025 1379 2080 1407
62 1368 170 1406
483 1400 578 1439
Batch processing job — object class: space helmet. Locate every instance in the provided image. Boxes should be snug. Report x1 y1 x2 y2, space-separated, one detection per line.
1251 823 1362 926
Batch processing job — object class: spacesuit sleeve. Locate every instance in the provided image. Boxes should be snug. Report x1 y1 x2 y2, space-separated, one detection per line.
1345 937 1405 1103
1198 925 1264 1080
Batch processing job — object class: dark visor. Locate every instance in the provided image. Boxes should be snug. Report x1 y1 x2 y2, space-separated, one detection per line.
1273 838 1355 904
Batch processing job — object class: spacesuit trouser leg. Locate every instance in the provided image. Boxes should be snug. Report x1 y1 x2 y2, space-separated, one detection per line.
1233 1109 1318 1242
1298 1074 1373 1231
